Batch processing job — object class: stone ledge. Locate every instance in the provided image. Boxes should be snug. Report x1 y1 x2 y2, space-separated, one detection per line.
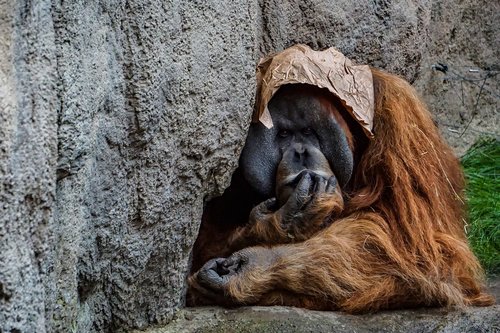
139 305 499 333
140 278 499 333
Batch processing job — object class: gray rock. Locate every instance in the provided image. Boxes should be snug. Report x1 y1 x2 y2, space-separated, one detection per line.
414 0 500 155
49 1 257 331
0 1 59 332
144 282 500 333
138 305 500 333
0 0 498 332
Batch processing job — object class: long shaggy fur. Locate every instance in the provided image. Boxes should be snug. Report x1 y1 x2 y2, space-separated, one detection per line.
188 68 494 312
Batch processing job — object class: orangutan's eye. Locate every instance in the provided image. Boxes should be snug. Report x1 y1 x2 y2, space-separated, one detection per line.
278 129 290 138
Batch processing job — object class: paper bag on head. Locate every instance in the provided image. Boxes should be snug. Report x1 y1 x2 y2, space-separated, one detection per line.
254 44 375 138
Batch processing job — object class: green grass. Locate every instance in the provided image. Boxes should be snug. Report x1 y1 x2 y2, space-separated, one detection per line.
461 137 500 275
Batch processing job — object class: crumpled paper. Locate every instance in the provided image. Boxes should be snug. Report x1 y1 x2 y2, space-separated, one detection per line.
254 44 374 138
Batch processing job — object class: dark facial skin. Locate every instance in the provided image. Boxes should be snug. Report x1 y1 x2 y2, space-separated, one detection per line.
189 86 355 300
240 85 354 204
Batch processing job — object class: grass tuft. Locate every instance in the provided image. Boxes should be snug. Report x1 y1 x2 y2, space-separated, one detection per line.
461 137 500 274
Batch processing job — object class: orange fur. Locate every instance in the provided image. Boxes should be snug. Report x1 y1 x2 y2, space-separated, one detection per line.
188 68 494 312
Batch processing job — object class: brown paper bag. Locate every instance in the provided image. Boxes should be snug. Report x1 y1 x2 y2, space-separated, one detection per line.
254 44 374 138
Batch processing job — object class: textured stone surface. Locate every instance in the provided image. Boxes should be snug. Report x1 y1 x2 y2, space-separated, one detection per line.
0 0 498 332
0 1 58 332
255 0 429 82
49 1 257 331
414 0 500 155
139 305 500 333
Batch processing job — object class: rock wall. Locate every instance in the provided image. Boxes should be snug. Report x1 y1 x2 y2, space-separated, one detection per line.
0 1 59 332
0 0 497 332
414 0 499 155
